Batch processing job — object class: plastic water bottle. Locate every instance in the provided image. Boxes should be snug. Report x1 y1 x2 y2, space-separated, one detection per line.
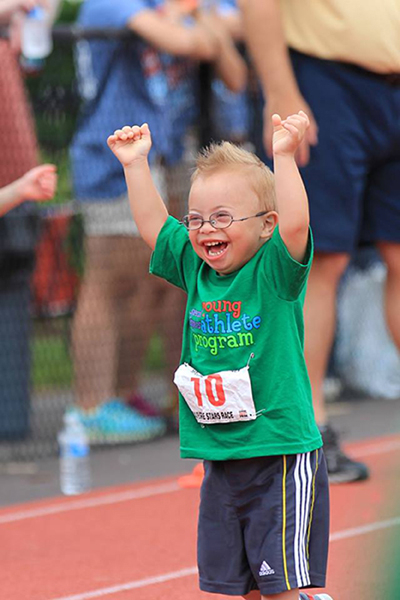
58 412 91 495
21 6 53 72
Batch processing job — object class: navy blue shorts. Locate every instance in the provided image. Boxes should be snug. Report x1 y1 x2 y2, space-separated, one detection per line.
258 50 400 253
198 450 329 596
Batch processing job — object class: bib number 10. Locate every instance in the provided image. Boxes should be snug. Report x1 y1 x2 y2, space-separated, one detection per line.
191 375 226 407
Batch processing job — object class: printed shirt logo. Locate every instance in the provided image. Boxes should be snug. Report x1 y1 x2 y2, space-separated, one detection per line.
189 300 262 356
259 561 275 576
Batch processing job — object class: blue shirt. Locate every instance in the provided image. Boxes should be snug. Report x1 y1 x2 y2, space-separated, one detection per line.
70 0 172 201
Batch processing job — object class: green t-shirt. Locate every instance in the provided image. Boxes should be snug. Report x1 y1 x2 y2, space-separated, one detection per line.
150 216 322 460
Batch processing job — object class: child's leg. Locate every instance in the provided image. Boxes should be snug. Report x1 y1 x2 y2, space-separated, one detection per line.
261 590 300 600
242 589 300 600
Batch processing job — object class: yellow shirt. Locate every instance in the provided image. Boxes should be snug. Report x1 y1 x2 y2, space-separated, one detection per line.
280 0 400 74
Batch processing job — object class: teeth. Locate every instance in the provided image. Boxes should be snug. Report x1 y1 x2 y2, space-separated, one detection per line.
203 241 227 257
209 248 225 256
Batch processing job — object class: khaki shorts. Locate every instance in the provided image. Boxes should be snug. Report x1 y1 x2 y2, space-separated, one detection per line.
79 164 167 237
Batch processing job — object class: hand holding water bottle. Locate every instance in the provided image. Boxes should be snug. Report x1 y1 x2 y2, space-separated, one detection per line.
17 0 61 71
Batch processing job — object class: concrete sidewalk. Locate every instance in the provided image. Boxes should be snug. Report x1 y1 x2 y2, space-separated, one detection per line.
1 395 399 508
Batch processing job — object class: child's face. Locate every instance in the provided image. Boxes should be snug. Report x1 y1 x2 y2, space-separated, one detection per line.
187 169 276 275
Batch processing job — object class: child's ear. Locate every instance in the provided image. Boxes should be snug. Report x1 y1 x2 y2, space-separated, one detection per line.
260 211 279 239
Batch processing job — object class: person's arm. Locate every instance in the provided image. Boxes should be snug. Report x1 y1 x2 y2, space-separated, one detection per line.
0 164 57 216
107 124 168 250
272 111 310 262
127 9 218 61
218 9 243 42
240 0 317 166
199 10 247 93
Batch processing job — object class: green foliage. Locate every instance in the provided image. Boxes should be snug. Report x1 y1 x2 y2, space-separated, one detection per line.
25 0 84 204
40 148 72 206
31 329 73 389
57 0 83 24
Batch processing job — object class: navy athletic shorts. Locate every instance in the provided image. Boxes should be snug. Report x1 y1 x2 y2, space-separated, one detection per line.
257 50 400 253
198 450 329 596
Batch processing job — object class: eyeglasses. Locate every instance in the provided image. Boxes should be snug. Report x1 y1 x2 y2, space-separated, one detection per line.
181 210 269 231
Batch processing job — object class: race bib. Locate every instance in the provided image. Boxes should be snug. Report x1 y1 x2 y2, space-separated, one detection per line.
173 362 257 425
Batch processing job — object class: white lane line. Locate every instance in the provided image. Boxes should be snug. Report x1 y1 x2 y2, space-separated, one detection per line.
349 439 400 458
330 516 400 541
0 482 180 524
1 435 400 525
47 515 400 600
48 567 198 600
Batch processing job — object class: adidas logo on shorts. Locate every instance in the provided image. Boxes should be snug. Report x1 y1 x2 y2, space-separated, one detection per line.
259 560 275 576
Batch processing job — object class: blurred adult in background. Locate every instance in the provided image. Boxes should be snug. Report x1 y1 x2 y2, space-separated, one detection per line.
209 0 250 146
0 0 52 438
241 0 400 483
70 0 240 444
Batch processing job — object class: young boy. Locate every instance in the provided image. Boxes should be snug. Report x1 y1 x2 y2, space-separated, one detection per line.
107 113 332 600
0 165 57 217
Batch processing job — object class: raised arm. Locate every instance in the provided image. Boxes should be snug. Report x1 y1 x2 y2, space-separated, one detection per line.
240 0 317 165
272 111 310 262
107 124 168 250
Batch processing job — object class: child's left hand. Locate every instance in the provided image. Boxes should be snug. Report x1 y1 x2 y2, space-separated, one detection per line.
17 164 57 202
272 110 310 158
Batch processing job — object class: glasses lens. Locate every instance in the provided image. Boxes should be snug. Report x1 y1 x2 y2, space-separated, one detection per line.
184 215 203 230
212 212 233 228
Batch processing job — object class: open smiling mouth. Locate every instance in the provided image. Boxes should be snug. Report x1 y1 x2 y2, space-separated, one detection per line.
204 241 228 258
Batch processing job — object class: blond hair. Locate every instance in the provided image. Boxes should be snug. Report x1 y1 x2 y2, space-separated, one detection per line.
191 141 276 211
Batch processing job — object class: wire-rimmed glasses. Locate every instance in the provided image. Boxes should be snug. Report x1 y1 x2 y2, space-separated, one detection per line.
181 210 269 231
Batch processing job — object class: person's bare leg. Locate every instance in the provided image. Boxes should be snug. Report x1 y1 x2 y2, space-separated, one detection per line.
242 591 261 600
157 282 186 414
114 237 154 399
303 252 350 424
151 165 189 414
242 589 300 600
378 242 400 351
72 236 120 409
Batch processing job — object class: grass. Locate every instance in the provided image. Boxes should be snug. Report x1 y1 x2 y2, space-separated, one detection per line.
31 333 73 389
31 327 166 391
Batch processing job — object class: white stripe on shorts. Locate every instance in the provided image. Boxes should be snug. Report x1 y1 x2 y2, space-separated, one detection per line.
293 452 313 587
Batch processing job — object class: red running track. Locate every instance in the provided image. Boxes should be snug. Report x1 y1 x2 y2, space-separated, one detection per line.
1 433 400 600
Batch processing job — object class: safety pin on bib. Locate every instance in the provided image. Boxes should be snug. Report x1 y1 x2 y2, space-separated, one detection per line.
247 352 255 367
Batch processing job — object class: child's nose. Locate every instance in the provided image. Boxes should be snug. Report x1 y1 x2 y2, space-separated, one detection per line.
199 219 217 232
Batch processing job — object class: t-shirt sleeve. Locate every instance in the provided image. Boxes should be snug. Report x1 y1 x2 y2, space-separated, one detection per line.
149 216 198 292
263 226 313 301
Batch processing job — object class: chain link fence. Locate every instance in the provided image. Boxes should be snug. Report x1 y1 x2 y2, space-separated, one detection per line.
1 16 399 463
0 20 257 461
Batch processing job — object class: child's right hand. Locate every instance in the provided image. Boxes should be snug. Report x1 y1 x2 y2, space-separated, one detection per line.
107 124 152 167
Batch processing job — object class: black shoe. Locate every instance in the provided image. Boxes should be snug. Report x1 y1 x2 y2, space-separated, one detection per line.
319 424 369 484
